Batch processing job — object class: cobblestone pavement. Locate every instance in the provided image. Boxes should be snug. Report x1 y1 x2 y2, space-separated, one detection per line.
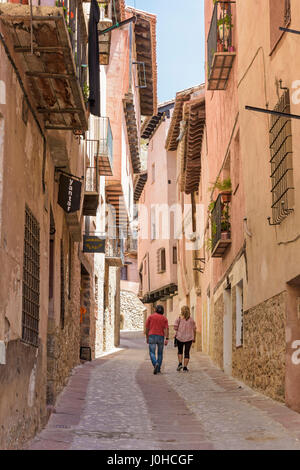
26 331 300 450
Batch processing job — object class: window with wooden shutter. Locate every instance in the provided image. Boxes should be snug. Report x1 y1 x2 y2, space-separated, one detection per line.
157 248 166 273
173 245 177 264
269 0 291 52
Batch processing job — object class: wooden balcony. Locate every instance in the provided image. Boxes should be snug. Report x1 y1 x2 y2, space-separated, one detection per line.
0 3 88 131
207 2 236 91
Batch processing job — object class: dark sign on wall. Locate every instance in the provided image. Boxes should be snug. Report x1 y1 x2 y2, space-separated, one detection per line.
58 174 82 213
83 235 106 253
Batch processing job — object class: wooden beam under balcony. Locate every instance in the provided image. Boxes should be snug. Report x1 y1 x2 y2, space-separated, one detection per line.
207 52 236 91
0 4 88 132
211 238 231 258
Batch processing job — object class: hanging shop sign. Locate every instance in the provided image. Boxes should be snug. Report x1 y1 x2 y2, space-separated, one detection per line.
57 173 82 213
83 235 106 253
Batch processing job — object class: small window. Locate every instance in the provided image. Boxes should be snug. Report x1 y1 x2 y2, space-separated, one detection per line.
169 297 173 313
269 0 291 52
151 206 156 240
157 248 166 273
152 163 155 183
121 265 128 281
173 245 177 264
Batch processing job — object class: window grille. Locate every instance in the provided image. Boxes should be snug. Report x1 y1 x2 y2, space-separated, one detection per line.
60 239 65 329
22 206 40 347
269 88 294 224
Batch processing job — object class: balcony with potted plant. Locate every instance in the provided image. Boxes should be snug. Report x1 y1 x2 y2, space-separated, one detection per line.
207 0 236 91
208 177 232 257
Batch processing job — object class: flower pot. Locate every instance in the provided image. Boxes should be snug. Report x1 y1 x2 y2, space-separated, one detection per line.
217 41 224 52
221 231 230 240
220 191 231 203
221 2 229 10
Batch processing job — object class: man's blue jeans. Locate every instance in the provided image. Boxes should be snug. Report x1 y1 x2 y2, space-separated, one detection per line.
148 334 164 371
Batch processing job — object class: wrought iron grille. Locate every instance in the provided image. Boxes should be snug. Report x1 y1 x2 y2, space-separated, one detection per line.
60 239 65 329
22 206 40 347
207 2 233 78
269 89 294 224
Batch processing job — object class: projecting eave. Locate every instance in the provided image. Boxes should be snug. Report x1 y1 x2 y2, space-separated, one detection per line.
126 7 158 116
165 84 204 151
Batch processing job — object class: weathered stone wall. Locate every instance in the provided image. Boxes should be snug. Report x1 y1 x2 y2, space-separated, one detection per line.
232 291 286 402
0 340 46 450
212 294 224 369
103 266 119 352
120 290 145 331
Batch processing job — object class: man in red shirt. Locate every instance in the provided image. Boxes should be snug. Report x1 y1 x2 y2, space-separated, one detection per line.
145 305 169 374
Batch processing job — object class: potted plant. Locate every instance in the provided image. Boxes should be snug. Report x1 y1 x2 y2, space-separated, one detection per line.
221 220 231 239
209 177 232 202
220 203 231 239
217 13 233 45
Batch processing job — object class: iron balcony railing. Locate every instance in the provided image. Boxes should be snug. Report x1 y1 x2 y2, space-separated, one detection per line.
211 193 231 253
85 164 99 193
106 237 125 265
56 0 88 105
207 2 234 78
94 116 114 169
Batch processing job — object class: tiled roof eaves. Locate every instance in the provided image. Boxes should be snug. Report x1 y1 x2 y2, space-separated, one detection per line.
184 97 206 194
165 85 204 151
126 7 158 116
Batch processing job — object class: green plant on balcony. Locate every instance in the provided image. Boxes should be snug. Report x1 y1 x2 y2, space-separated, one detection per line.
217 13 233 51
83 83 90 104
209 176 231 193
221 203 231 239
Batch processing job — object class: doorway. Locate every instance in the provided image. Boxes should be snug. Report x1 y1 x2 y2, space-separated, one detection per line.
223 286 232 375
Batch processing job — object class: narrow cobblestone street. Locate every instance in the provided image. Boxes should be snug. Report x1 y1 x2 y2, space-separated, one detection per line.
26 332 300 451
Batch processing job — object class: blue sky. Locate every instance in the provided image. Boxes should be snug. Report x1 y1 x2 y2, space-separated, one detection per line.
126 0 205 104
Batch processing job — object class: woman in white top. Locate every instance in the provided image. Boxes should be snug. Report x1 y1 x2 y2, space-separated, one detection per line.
174 306 196 372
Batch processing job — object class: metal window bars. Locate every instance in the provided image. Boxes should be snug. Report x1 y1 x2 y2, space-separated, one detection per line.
22 206 40 347
207 2 233 71
269 88 294 225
